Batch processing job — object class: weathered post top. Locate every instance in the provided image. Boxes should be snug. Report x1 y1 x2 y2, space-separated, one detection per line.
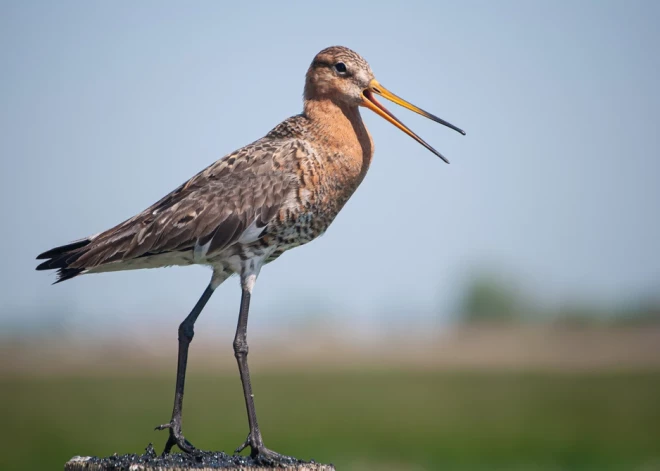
64 447 335 471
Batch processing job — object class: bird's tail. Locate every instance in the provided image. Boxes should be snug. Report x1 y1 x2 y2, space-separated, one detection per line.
36 238 93 283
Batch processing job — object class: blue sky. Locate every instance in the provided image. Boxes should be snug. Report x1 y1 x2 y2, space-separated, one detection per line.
1 1 659 333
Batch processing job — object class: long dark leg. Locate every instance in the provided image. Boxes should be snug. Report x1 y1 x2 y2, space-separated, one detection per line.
233 288 264 451
233 280 292 464
156 283 215 454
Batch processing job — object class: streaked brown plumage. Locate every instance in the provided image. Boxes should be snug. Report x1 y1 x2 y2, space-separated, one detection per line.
36 46 464 463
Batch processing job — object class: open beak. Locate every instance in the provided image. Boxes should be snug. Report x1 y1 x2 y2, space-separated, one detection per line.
361 79 465 164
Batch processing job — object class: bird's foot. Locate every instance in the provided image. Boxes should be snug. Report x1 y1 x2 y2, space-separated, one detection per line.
155 420 196 455
235 433 296 465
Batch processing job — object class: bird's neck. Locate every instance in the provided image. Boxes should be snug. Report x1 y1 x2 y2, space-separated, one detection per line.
303 98 374 168
301 97 374 218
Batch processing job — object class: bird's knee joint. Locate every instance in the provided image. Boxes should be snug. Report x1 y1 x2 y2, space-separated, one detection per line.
178 322 194 342
233 339 248 356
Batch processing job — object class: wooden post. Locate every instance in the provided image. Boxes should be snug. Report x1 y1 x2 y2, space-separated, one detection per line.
64 452 336 471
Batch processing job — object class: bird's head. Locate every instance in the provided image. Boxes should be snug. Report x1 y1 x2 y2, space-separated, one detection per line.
304 46 375 106
304 45 465 163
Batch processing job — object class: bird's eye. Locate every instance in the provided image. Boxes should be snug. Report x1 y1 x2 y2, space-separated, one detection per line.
334 62 347 74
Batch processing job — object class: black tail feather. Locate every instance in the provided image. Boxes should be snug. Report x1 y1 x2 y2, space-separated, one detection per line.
36 238 92 283
53 267 86 284
36 238 92 260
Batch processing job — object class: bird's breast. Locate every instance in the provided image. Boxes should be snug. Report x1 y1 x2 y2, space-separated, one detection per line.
266 142 372 253
254 105 374 255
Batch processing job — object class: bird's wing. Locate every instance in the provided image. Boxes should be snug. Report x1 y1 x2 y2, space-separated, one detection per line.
67 139 300 270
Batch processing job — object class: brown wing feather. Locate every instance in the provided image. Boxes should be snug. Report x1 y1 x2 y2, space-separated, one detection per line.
68 139 298 271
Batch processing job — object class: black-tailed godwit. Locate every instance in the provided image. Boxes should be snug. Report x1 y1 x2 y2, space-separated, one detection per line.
36 46 465 463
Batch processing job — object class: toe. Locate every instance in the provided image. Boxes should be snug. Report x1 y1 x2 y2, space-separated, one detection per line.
255 447 296 466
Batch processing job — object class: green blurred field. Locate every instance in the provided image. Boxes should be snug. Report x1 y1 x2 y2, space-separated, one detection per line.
3 370 660 471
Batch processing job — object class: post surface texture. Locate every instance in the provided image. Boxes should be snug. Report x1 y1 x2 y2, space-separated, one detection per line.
64 453 335 471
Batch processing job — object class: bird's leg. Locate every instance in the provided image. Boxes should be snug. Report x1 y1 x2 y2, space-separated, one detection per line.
233 275 293 464
156 283 215 455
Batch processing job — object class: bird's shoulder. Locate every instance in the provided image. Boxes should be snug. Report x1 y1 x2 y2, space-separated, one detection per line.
265 113 312 140
154 113 317 207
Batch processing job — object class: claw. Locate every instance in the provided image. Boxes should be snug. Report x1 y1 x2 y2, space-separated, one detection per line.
235 434 250 454
233 434 294 465
156 420 196 455
254 447 295 466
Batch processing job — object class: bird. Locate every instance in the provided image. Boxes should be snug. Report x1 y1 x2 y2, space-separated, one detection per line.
36 46 465 463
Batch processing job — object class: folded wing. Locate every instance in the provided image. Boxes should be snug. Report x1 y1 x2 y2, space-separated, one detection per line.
36 140 299 282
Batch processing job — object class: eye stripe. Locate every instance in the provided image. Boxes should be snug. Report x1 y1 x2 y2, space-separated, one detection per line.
313 59 334 68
